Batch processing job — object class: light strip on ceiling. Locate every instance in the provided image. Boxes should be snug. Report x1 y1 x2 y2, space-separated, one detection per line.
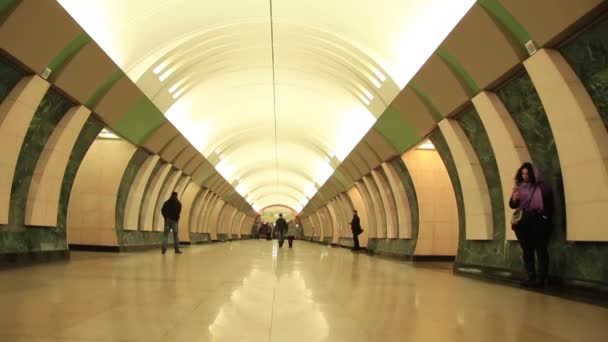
269 0 279 193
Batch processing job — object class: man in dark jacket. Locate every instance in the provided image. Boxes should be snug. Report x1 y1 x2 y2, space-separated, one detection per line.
161 192 182 254
350 210 362 251
275 214 288 248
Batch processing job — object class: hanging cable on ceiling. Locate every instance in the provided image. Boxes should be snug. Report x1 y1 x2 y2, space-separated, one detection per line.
269 0 279 192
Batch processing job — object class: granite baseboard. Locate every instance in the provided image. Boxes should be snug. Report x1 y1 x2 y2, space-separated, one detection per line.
455 263 608 308
0 249 70 268
69 244 121 252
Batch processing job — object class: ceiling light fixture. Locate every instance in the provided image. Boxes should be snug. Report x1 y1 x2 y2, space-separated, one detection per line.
269 0 279 195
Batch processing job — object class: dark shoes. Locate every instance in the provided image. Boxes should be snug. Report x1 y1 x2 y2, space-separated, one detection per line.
520 277 547 289
162 248 181 254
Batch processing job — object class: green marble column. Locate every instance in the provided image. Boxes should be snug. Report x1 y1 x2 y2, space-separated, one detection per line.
454 107 507 267
367 157 420 257
0 58 24 103
10 89 73 225
59 117 104 239
560 17 608 130
115 148 164 247
137 159 164 230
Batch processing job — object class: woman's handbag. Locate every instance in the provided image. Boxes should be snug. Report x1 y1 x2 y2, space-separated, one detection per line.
511 186 539 229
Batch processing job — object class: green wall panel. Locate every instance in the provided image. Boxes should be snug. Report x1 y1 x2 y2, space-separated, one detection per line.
373 106 421 153
454 106 507 267
47 34 91 75
10 88 73 225
367 157 420 257
113 98 166 145
478 0 531 48
0 117 103 254
0 58 25 103
560 16 608 130
115 148 150 245
138 159 164 230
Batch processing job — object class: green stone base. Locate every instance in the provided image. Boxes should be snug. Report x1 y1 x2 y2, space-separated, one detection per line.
455 263 608 308
0 249 70 268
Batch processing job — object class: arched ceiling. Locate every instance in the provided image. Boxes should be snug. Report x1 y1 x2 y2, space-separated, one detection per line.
58 0 475 213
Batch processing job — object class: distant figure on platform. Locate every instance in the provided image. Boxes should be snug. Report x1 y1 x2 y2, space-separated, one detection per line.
161 192 182 254
350 210 363 251
286 221 297 248
275 214 288 248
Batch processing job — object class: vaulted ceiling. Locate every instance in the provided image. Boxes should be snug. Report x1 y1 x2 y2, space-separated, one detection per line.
57 0 476 212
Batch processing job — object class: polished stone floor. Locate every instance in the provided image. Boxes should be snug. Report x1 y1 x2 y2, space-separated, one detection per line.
1 240 607 342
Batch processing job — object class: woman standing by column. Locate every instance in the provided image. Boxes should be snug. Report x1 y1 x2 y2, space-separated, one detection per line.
509 162 554 288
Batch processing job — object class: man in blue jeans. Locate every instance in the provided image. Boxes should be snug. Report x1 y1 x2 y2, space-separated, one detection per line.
161 192 182 254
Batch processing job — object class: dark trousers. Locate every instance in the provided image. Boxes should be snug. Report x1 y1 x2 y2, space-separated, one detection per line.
287 236 294 248
514 216 551 281
352 231 360 250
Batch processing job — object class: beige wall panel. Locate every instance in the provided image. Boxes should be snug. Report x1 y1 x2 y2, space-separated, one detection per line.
355 142 382 171
183 156 203 176
403 150 458 256
364 129 397 161
123 155 160 231
342 159 363 180
93 77 143 126
139 163 172 231
413 54 471 117
188 188 213 233
320 206 333 240
392 87 437 136
0 0 82 74
331 197 346 239
439 119 493 240
525 49 608 241
199 194 219 234
381 162 412 239
141 121 180 154
199 195 217 234
160 136 188 163
336 164 356 185
153 169 182 231
52 42 121 104
363 175 387 238
355 181 376 240
338 194 354 237
67 139 136 246
326 202 340 243
371 168 399 238
233 212 245 236
349 152 371 177
347 187 369 247
216 205 230 234
501 0 605 46
177 182 200 243
311 212 322 239
175 175 191 198
26 105 90 227
473 91 531 240
0 76 49 224
441 4 525 89
207 200 226 239
173 147 197 170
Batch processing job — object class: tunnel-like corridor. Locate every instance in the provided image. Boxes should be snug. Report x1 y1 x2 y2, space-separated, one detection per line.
3 0 608 340
2 241 608 342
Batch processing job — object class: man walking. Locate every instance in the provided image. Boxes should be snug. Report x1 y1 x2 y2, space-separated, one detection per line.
161 192 182 254
350 210 362 251
275 214 288 248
